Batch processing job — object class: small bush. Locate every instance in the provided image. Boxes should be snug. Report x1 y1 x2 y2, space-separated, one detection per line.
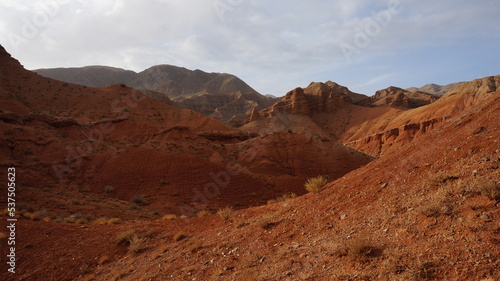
478 179 500 201
35 209 49 217
129 204 139 210
129 236 147 254
108 218 123 225
98 255 109 265
347 238 381 262
162 214 178 220
217 206 234 221
117 230 135 243
152 243 169 259
133 196 150 206
93 217 108 225
23 212 42 221
104 185 114 194
268 193 297 204
197 210 211 218
173 231 186 242
305 176 328 193
186 237 203 253
75 218 90 224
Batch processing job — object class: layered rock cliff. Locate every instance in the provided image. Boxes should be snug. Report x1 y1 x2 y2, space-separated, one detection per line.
264 81 369 117
372 86 440 108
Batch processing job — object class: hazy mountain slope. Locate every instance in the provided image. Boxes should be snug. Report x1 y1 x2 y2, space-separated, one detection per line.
34 64 276 123
406 82 462 95
34 66 137 87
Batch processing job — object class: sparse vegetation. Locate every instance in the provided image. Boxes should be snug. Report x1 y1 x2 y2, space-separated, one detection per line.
173 231 186 242
75 218 90 224
128 236 147 254
217 206 234 221
93 217 108 225
108 218 123 225
197 210 211 217
98 255 109 265
117 230 135 243
133 195 150 206
185 237 203 253
268 192 297 204
476 178 500 201
346 238 381 262
162 214 178 220
152 243 169 259
104 185 114 194
23 212 42 221
304 176 328 193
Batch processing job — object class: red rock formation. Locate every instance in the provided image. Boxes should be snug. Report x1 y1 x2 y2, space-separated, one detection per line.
265 81 366 117
372 86 439 108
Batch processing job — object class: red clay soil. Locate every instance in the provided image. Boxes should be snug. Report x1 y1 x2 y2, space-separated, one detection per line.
9 88 497 280
76 87 498 280
1 44 499 280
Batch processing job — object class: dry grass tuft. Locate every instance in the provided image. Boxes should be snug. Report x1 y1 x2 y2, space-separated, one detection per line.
133 195 150 206
104 185 114 194
305 176 328 193
117 230 135 243
347 238 382 262
217 206 234 221
129 236 147 254
237 271 259 281
75 218 90 224
268 192 297 204
23 212 42 221
173 231 187 242
152 243 169 259
98 255 110 265
476 178 500 201
107 218 123 225
185 237 203 253
162 214 178 220
197 210 211 218
93 217 108 225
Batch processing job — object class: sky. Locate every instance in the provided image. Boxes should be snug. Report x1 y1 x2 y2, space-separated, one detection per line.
1 0 499 97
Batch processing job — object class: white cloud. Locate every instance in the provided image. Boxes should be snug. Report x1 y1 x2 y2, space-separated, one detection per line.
0 0 498 96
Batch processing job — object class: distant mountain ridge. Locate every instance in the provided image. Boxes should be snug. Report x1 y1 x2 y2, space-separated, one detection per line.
406 82 462 95
34 65 276 123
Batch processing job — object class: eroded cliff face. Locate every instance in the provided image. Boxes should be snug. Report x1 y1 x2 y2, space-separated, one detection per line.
372 86 439 108
264 81 366 117
346 117 445 156
346 76 500 157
